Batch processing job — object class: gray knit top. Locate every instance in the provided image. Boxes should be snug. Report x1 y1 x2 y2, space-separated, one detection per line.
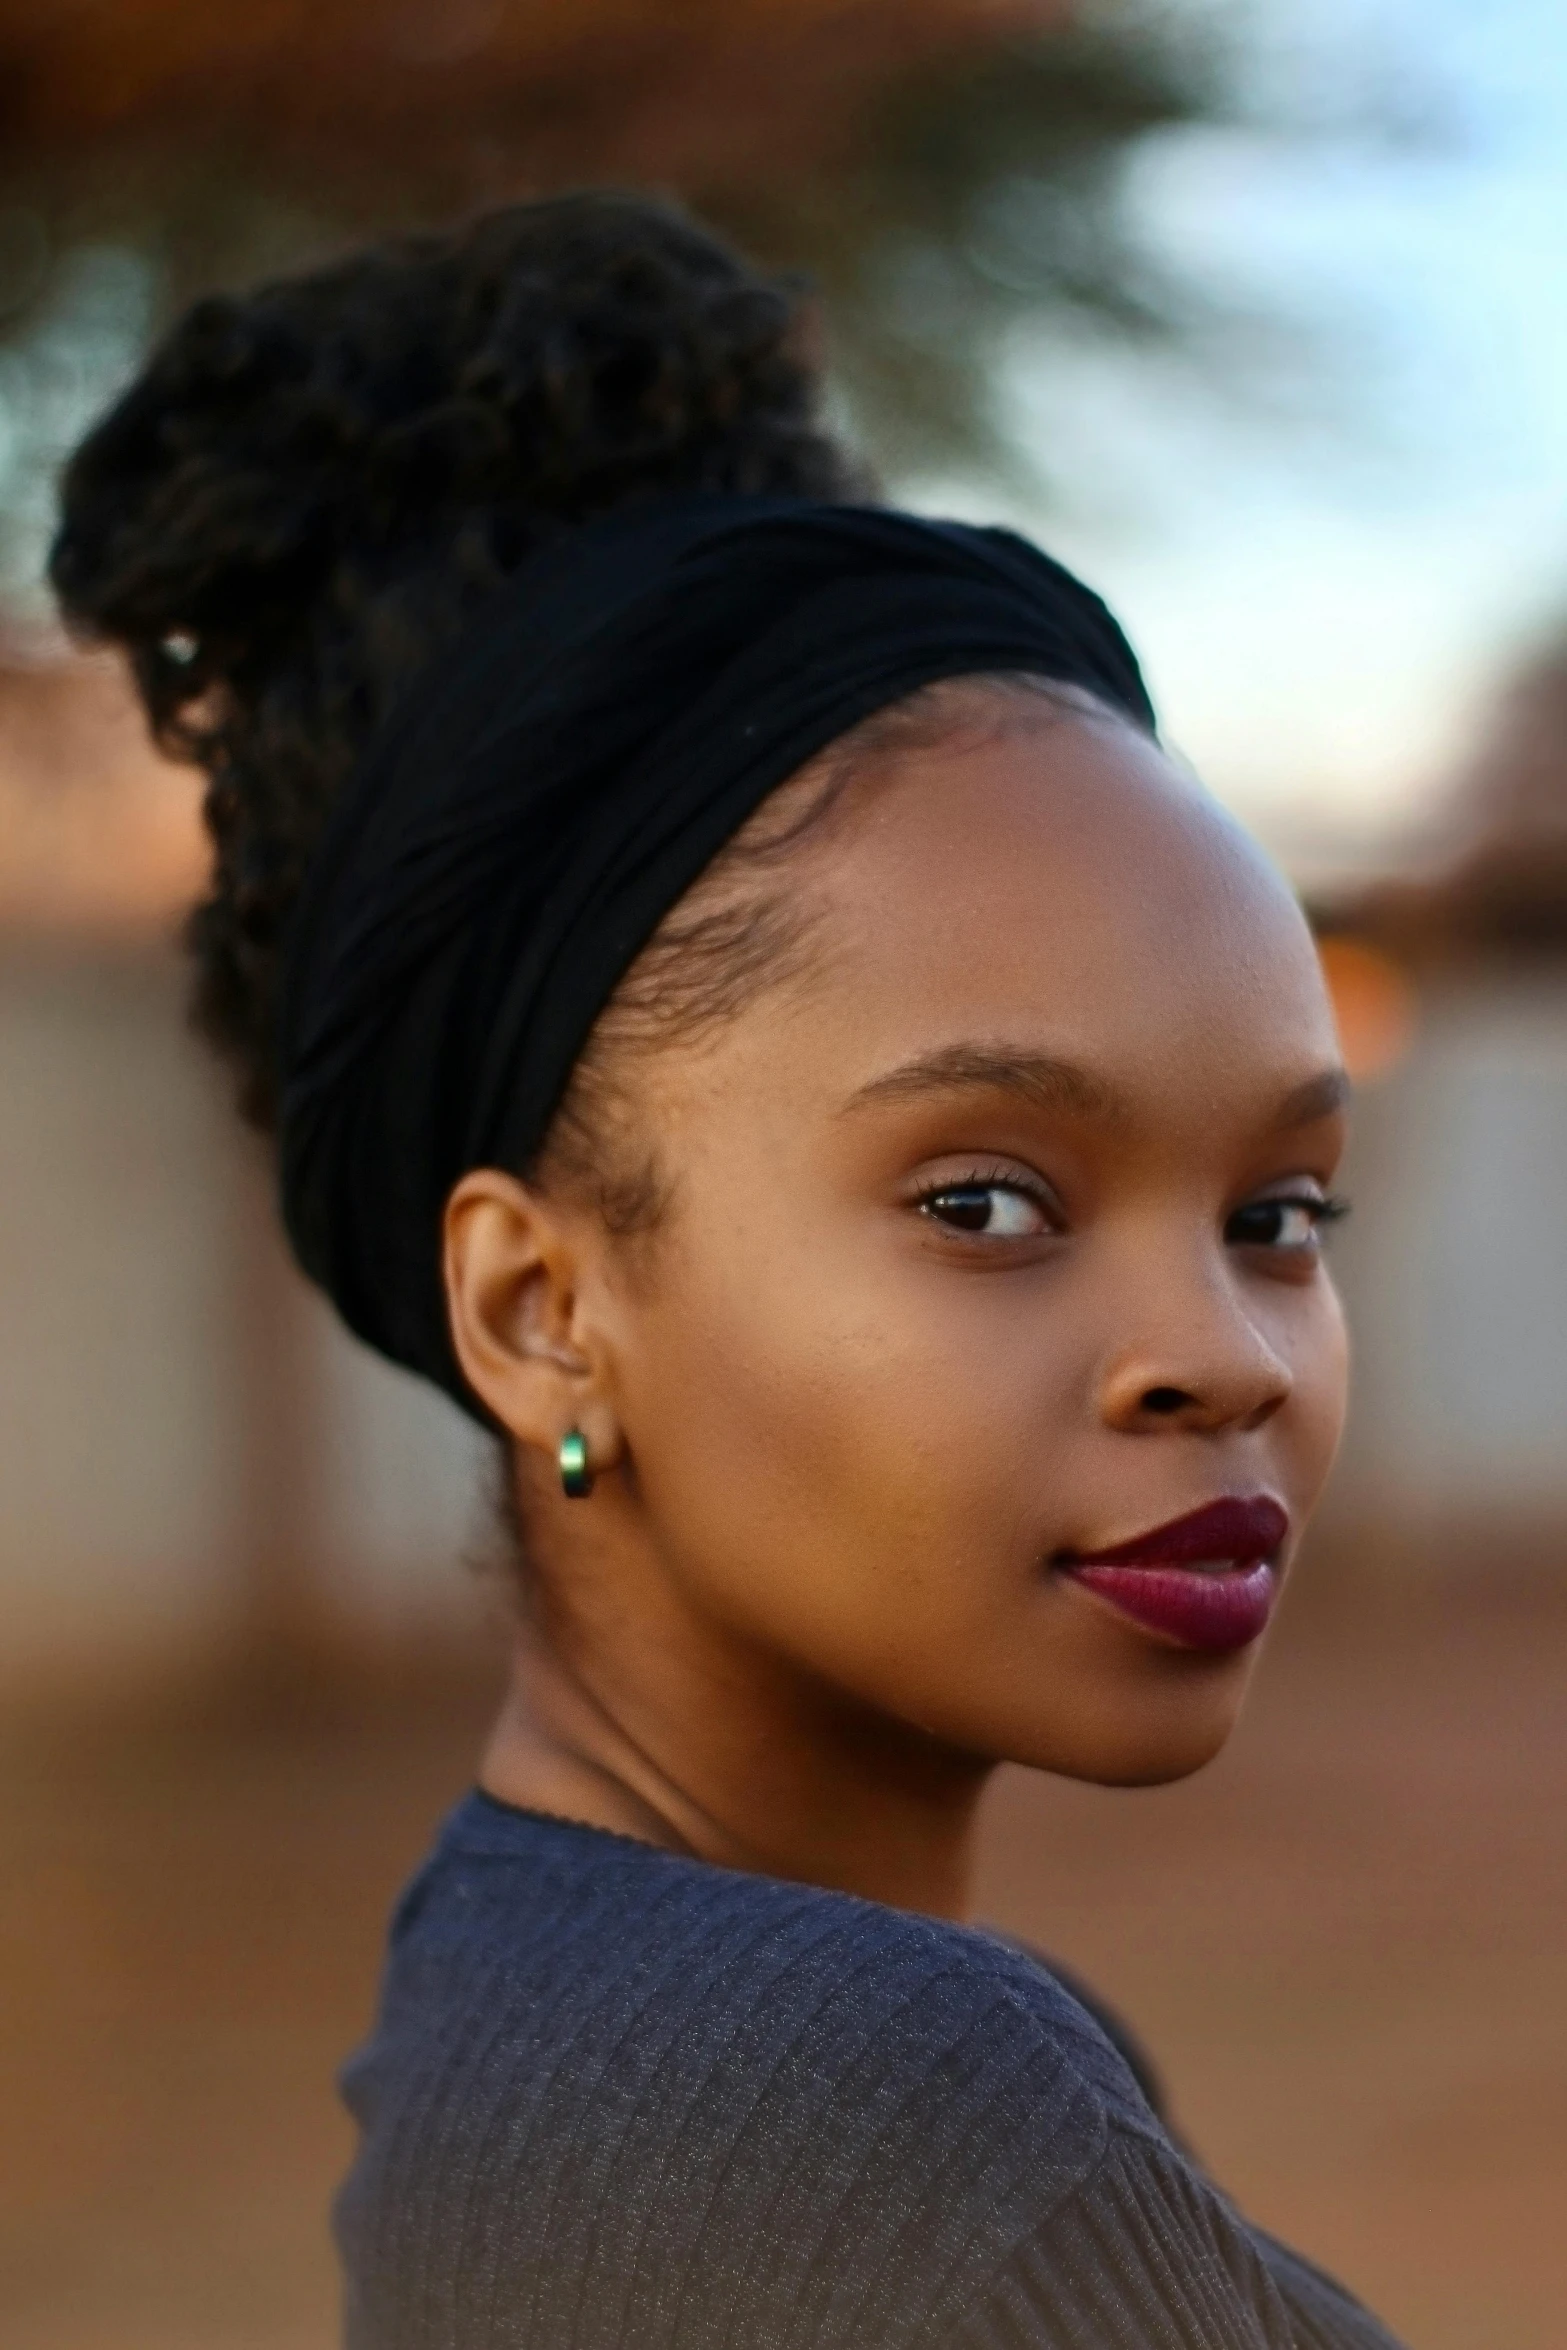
336 1793 1405 2349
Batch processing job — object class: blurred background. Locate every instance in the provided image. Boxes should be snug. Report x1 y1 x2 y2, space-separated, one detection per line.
1 2 1564 2345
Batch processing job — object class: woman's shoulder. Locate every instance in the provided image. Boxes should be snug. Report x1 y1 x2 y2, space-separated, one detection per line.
338 1794 1403 2350
381 1790 1151 2150
339 1795 1115 2342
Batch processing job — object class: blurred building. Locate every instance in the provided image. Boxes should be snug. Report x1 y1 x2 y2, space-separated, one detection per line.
0 650 490 1698
1317 642 1567 1583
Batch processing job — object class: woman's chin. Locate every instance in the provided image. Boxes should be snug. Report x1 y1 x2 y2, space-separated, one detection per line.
1058 1723 1237 1789
1003 1669 1257 1788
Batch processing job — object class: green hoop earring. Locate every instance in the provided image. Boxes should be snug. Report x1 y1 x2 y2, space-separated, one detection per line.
558 1427 594 1500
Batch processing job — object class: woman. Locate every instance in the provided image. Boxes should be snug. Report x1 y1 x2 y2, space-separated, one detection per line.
52 195 1401 2349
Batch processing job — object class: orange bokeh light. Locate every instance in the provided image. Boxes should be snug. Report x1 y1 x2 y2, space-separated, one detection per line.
1317 934 1417 1085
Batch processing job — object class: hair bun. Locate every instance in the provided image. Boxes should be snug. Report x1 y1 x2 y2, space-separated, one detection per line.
50 192 862 1126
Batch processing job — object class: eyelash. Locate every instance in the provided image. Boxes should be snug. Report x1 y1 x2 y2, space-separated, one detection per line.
914 1166 1056 1237
1224 1192 1351 1250
915 1174 1351 1247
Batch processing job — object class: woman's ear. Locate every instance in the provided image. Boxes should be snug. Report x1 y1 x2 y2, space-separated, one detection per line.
443 1169 621 1476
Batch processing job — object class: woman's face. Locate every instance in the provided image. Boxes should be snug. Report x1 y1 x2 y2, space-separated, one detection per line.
588 709 1349 1788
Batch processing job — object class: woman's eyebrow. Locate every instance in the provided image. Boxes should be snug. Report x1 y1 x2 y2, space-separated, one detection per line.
842 1045 1126 1123
1274 1068 1351 1128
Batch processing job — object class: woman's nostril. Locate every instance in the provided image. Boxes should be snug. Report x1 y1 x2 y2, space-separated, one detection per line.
1141 1386 1191 1417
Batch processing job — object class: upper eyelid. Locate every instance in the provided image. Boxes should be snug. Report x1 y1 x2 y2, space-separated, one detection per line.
924 1174 1337 1201
912 1172 1345 1220
913 1163 1053 1199
913 1150 1051 1182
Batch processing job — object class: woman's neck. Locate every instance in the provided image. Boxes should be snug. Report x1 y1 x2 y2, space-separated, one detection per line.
479 1618 991 1919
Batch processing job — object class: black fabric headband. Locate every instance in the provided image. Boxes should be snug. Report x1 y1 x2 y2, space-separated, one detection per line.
278 496 1155 1413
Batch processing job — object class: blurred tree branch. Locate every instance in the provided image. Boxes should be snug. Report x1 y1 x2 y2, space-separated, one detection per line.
0 1 1248 609
713 16 1236 483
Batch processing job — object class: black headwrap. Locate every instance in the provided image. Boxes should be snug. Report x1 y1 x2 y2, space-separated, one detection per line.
279 496 1154 1412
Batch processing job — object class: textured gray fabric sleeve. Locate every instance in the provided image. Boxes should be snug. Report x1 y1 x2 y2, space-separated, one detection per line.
929 2123 1377 2350
337 1803 1411 2350
1250 2227 1409 2350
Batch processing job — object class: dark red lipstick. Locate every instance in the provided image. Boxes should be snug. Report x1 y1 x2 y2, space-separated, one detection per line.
1055 1497 1289 1654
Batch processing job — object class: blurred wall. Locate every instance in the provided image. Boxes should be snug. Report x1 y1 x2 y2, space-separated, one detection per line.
0 943 486 1698
1327 977 1567 1576
0 947 240 1683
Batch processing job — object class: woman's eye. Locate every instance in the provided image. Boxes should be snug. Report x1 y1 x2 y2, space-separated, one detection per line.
920 1182 1049 1238
1226 1195 1345 1251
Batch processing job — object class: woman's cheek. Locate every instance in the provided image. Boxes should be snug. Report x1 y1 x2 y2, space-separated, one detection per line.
1284 1281 1351 1509
631 1240 1051 1667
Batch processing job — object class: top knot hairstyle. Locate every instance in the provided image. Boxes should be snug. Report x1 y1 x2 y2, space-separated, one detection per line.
50 193 864 1126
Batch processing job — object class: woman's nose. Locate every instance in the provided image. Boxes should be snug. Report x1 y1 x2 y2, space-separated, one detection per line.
1095 1281 1293 1438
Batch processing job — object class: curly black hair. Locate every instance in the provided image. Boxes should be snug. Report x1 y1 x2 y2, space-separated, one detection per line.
49 192 864 1126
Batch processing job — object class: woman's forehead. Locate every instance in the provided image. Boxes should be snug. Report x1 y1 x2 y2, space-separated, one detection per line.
807 719 1330 1044
664 723 1345 1159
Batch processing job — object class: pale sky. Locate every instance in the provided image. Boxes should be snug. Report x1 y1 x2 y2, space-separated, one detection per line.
920 0 1567 881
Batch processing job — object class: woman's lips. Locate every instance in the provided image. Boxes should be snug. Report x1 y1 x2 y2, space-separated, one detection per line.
1061 1561 1277 1653
1055 1497 1289 1655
